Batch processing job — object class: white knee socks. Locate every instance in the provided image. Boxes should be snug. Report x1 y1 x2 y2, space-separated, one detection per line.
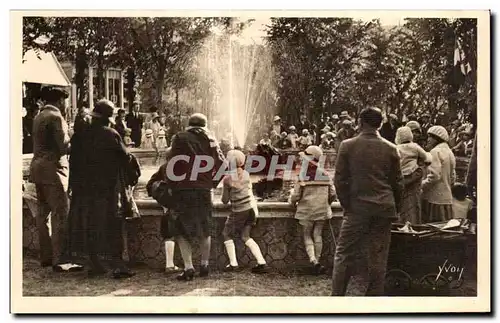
224 240 238 267
314 238 323 263
164 240 175 268
245 238 266 265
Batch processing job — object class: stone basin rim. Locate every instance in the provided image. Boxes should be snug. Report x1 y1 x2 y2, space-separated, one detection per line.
135 199 344 218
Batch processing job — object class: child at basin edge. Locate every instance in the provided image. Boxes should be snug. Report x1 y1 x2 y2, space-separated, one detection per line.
221 149 270 274
289 145 336 275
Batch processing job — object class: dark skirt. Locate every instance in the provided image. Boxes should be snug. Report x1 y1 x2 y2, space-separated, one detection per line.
399 168 424 224
421 199 453 223
170 189 213 241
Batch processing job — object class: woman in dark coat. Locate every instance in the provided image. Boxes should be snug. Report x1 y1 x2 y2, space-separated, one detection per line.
67 99 135 278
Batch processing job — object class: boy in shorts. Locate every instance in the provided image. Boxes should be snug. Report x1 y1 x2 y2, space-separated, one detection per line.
221 149 269 274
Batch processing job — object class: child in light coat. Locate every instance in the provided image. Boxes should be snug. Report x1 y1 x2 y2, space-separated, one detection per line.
289 145 336 275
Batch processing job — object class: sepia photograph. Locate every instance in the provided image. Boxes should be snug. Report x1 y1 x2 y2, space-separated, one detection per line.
11 9 490 313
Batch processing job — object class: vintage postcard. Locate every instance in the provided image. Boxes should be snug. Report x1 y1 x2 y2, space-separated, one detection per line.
10 9 490 313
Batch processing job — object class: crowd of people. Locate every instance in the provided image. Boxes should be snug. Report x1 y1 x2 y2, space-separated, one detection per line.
22 85 477 296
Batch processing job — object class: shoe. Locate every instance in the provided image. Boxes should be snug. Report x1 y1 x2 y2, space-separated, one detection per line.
165 266 182 274
87 268 107 278
251 264 270 274
223 264 240 272
41 261 52 268
313 263 326 275
52 263 84 273
199 265 210 277
176 268 195 281
112 268 136 279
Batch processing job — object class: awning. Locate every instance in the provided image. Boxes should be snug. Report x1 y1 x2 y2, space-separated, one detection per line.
22 50 71 87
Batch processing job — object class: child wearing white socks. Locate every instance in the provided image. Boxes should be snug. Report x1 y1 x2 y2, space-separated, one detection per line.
161 206 181 274
290 145 336 275
221 149 269 274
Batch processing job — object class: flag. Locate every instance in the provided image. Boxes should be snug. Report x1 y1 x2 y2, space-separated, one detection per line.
454 40 472 75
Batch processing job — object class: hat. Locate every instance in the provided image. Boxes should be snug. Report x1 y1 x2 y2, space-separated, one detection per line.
405 120 421 131
340 111 349 118
270 130 278 136
395 126 413 145
118 108 126 114
151 112 160 120
332 114 339 120
342 119 352 126
326 132 336 138
273 116 281 122
145 129 153 137
421 113 430 118
40 87 69 102
226 149 246 167
389 114 398 120
125 128 132 134
281 131 287 137
302 129 309 135
427 125 449 142
158 129 166 137
299 145 323 161
188 113 207 128
91 99 116 124
289 125 296 131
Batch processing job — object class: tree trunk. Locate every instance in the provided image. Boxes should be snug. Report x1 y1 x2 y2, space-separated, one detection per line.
126 67 136 114
175 88 180 112
75 48 87 111
153 58 167 111
96 41 105 99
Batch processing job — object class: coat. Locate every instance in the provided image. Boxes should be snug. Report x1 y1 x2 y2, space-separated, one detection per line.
334 130 404 218
170 127 226 190
29 105 70 191
66 122 131 257
289 163 335 221
421 142 456 205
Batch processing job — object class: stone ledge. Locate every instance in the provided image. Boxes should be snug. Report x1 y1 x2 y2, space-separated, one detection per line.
136 198 344 218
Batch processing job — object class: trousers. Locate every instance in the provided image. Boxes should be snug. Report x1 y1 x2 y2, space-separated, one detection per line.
35 183 69 266
331 213 392 296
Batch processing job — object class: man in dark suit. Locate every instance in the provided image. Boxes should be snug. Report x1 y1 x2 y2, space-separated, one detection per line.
29 87 78 272
296 113 311 135
332 107 404 296
125 102 144 147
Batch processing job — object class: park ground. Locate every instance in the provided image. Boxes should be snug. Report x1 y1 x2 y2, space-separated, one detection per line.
22 257 476 297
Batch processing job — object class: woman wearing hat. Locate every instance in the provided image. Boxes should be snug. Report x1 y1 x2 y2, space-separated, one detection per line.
421 126 457 223
66 99 136 278
289 145 336 275
270 115 284 135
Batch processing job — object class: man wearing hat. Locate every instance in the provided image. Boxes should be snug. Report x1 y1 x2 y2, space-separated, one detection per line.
125 101 144 148
169 113 226 281
335 119 356 151
30 87 76 272
332 107 404 296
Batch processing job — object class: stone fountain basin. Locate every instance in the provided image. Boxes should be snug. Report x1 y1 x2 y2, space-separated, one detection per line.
21 149 472 271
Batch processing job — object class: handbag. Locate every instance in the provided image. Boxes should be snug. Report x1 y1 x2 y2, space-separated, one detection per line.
150 180 175 209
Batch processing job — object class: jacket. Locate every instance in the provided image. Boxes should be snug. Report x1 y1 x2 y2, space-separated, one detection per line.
169 127 226 189
334 130 404 217
422 142 456 205
290 163 336 221
29 105 70 189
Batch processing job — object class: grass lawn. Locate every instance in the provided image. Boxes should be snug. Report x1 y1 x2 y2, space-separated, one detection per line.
22 257 476 297
22 257 332 297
